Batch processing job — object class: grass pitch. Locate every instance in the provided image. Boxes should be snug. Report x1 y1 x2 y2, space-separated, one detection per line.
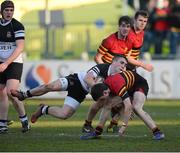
0 99 180 152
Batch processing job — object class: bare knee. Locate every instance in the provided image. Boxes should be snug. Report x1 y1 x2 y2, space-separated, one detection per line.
7 90 14 101
133 104 144 116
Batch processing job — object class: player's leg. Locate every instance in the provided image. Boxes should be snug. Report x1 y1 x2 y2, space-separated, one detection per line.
106 96 123 133
7 79 30 133
132 91 165 140
81 98 111 140
31 96 80 123
81 96 131 139
11 78 66 101
96 99 112 133
133 91 157 128
0 84 9 133
31 75 86 123
82 99 105 133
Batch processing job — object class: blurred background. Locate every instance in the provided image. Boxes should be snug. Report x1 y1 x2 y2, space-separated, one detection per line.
1 0 180 99
1 0 179 61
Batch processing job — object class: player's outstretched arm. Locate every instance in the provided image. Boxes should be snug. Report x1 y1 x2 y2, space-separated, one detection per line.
127 57 154 72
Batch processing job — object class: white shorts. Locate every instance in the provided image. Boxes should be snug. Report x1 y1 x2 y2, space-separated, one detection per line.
64 96 80 110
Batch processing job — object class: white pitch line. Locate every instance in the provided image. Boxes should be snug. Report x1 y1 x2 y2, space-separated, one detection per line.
58 133 148 138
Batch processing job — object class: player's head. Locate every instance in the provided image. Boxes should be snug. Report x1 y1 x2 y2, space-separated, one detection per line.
118 16 132 37
0 0 14 20
134 10 149 31
90 83 110 101
111 54 128 72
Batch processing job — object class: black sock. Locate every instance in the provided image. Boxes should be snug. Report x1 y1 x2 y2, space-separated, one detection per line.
84 120 92 126
152 127 160 134
26 90 32 97
95 126 103 135
0 120 8 126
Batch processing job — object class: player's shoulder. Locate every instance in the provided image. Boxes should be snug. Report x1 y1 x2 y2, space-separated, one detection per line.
96 63 110 69
102 32 117 46
11 18 25 29
103 32 117 42
106 32 117 40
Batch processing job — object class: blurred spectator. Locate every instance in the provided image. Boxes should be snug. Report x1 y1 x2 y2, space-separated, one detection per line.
167 0 180 58
127 0 149 10
141 0 157 59
153 0 170 58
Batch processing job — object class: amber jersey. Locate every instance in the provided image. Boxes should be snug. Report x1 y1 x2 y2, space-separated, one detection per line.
97 32 132 63
126 28 144 59
124 28 144 70
104 70 149 100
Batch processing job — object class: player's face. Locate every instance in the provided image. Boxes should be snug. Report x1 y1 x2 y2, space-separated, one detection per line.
113 57 128 72
134 15 148 31
119 22 131 37
2 7 14 21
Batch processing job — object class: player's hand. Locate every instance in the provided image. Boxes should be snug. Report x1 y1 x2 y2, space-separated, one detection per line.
143 63 153 72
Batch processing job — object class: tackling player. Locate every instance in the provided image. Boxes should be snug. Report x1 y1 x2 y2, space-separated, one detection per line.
81 71 165 140
10 55 128 124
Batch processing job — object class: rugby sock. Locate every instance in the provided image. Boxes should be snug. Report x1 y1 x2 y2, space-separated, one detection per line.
41 105 49 115
0 120 7 127
84 120 92 126
26 90 33 97
19 114 28 122
95 125 103 135
109 119 118 128
152 127 160 134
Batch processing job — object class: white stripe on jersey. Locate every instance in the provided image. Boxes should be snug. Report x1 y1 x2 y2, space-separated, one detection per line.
92 66 100 74
15 30 25 38
77 72 90 92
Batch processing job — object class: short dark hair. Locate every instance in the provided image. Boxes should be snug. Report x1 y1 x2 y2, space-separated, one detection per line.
118 15 132 26
90 83 109 101
1 0 14 13
112 54 128 63
134 10 149 19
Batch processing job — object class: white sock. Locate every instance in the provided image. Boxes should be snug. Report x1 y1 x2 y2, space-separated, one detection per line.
41 105 49 115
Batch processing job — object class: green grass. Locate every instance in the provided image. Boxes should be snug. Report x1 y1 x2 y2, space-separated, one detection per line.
1 99 180 152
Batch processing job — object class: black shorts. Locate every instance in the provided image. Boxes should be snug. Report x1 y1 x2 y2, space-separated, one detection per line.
0 62 23 84
128 74 149 97
65 73 88 103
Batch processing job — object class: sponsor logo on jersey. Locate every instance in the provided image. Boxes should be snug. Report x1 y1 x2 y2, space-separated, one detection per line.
7 31 12 38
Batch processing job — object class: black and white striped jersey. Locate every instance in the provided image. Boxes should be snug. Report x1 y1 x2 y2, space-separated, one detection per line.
0 18 25 63
77 63 111 92
87 63 111 78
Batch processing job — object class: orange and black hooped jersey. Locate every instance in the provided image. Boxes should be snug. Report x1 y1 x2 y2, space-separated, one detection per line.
97 32 132 63
126 28 144 60
104 70 149 100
